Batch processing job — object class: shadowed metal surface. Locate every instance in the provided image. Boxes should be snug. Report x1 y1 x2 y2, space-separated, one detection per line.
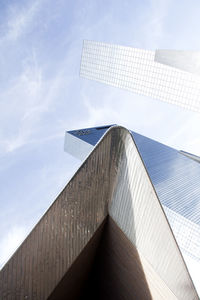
66 126 200 267
108 129 198 299
0 126 198 299
0 132 113 300
81 216 153 300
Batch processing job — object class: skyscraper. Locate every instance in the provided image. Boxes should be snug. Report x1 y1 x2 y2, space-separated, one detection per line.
80 40 200 112
1 125 198 299
65 124 200 296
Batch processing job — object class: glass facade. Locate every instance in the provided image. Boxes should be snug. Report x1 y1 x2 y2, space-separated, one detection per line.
67 125 114 146
80 40 200 112
2 126 199 299
67 125 200 264
132 131 200 263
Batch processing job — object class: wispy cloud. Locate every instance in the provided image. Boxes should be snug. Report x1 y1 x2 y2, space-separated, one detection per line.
1 0 43 43
0 50 44 153
140 0 172 48
1 0 200 291
166 111 200 155
0 226 27 269
0 44 78 154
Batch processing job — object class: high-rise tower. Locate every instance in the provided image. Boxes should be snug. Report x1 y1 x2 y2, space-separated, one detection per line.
1 125 198 299
80 40 200 112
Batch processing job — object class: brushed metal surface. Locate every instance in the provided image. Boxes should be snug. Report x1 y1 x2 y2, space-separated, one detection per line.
109 128 198 299
47 219 107 300
0 126 198 299
0 132 113 300
82 216 153 300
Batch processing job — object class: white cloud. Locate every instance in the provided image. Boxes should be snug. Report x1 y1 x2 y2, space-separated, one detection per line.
139 0 172 48
0 226 27 269
1 0 43 43
0 1 200 294
166 112 200 155
0 52 44 153
0 48 76 154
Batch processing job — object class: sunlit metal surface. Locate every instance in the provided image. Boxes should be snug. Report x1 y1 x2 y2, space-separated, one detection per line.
0 132 113 300
80 40 200 112
132 131 200 267
65 125 200 292
108 128 198 299
0 126 198 299
155 50 200 77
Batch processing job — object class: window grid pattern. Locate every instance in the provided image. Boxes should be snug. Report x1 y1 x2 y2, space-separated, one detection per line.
68 126 200 262
132 131 200 226
132 131 200 262
80 40 200 112
164 205 200 261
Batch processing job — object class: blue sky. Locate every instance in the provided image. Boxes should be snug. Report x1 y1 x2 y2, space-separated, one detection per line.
1 0 200 291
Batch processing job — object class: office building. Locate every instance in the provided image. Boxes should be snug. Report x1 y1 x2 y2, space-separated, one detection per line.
65 124 200 295
0 125 199 299
80 40 200 112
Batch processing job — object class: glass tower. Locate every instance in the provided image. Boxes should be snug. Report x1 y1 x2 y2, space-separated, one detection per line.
65 125 200 293
80 40 200 112
1 125 199 299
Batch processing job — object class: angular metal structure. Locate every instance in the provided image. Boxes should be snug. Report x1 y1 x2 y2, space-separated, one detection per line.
0 126 198 299
80 40 200 112
66 126 200 272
